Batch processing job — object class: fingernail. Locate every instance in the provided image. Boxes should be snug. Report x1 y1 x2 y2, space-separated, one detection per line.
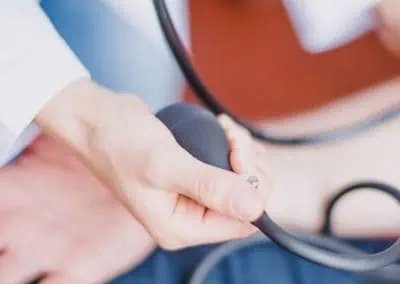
239 174 259 190
247 176 260 189
236 175 263 220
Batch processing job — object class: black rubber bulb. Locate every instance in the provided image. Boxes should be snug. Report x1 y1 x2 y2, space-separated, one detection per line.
156 103 232 171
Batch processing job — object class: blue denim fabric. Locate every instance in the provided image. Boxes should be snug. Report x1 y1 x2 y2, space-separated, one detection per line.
111 240 392 284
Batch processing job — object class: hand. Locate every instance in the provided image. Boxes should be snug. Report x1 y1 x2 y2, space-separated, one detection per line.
0 134 155 284
36 80 268 250
255 78 400 237
376 0 400 58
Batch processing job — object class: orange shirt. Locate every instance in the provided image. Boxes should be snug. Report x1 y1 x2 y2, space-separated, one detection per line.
185 0 400 120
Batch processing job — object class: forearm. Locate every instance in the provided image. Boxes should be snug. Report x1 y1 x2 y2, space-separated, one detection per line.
261 77 400 238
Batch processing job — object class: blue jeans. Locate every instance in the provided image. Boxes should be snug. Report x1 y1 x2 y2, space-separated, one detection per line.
42 1 391 283
111 240 390 284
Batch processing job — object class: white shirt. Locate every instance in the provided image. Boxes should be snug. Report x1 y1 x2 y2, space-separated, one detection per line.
0 1 89 166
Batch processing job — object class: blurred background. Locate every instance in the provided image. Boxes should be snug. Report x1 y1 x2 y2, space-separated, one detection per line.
43 0 400 122
184 0 400 119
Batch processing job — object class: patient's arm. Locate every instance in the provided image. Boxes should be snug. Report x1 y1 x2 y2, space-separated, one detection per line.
251 77 400 238
0 135 155 283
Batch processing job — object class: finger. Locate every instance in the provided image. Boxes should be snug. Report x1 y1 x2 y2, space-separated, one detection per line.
173 197 259 245
375 0 400 57
219 115 270 205
130 183 259 249
0 253 41 284
168 115 267 222
219 115 254 170
140 192 258 249
218 115 255 174
156 146 265 222
198 209 259 242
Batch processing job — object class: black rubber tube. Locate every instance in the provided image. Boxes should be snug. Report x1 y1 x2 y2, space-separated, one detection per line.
156 103 400 274
152 0 400 146
152 0 400 275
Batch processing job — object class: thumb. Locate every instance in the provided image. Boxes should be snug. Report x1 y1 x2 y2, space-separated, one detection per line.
153 147 265 222
375 0 400 58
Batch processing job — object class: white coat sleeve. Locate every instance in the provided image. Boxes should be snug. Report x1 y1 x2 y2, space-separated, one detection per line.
0 1 89 165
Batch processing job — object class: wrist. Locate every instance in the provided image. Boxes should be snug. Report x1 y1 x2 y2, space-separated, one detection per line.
35 78 119 158
36 78 156 197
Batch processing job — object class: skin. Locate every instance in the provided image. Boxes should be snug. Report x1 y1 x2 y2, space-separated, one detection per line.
376 0 400 58
0 0 398 282
0 113 266 284
2 79 398 283
257 77 400 237
0 135 155 284
36 79 268 252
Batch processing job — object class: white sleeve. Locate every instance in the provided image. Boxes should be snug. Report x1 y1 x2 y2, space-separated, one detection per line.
0 2 89 164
